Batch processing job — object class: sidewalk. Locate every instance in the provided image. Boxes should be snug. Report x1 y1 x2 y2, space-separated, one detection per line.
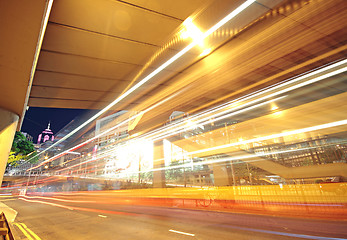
0 201 17 222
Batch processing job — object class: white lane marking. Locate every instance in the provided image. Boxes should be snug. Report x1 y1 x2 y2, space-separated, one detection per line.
169 229 195 237
98 215 107 218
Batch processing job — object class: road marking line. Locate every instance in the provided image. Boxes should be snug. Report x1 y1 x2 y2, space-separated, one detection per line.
20 223 42 240
13 223 34 240
169 229 195 236
98 214 107 218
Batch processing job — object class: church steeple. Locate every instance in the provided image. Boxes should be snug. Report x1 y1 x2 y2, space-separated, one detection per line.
47 121 51 130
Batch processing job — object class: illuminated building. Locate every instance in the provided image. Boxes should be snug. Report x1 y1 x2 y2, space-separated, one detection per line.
37 122 54 144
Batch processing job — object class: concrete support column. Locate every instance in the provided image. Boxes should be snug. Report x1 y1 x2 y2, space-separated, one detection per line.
153 141 166 188
212 161 233 186
0 108 19 185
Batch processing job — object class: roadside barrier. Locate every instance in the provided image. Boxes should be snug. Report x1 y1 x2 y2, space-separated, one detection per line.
0 212 15 240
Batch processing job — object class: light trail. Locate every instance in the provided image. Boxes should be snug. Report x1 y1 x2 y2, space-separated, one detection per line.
150 95 287 141
27 88 183 171
55 116 347 177
27 0 257 163
54 146 120 173
188 119 347 156
114 119 347 175
169 229 195 237
138 59 347 142
27 8 347 175
25 20 347 178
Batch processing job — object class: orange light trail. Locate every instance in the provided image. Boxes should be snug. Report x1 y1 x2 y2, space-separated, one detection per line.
26 0 257 167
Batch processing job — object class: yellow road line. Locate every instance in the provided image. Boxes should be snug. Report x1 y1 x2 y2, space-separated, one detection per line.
20 223 42 240
13 223 34 240
13 222 42 240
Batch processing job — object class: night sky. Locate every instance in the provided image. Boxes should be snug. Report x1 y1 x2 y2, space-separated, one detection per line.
21 107 89 143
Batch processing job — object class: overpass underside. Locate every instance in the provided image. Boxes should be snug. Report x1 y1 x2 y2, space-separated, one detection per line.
1 0 347 189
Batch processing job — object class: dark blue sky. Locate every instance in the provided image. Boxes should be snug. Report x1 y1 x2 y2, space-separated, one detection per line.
21 107 88 143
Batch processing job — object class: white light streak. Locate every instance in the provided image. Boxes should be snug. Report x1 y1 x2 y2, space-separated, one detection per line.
26 0 257 163
190 119 347 156
118 119 347 175
138 59 347 142
28 90 182 171
151 95 286 141
25 1 347 179
51 60 347 174
169 229 195 237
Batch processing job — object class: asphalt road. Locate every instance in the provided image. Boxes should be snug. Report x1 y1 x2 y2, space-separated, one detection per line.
2 196 347 240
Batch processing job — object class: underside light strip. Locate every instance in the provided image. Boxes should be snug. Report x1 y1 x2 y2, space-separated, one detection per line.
204 0 255 38
27 0 256 163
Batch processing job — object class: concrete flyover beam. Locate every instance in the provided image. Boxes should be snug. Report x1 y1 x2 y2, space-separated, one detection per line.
0 108 19 185
0 0 53 184
0 0 52 128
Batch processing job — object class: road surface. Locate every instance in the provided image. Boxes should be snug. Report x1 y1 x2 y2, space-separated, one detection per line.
1 195 347 240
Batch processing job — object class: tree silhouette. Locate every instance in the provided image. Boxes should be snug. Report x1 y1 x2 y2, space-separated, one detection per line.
8 132 37 166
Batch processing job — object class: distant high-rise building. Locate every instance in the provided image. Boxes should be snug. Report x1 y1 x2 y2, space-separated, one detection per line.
21 132 33 142
37 122 54 144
